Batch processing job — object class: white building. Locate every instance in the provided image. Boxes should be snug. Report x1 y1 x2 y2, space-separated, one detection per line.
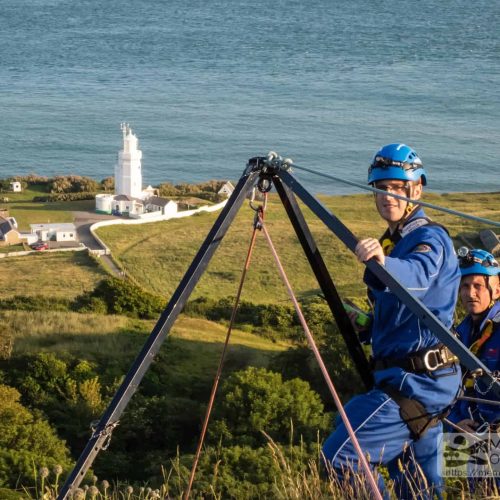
96 124 178 217
115 123 143 199
9 181 22 192
218 181 235 198
144 196 178 217
30 223 77 242
111 195 144 216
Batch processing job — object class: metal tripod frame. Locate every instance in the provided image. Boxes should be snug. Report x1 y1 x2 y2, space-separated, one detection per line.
58 155 500 498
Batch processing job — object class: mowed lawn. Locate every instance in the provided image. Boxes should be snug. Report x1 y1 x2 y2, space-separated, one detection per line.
6 199 96 231
0 251 106 300
96 191 500 304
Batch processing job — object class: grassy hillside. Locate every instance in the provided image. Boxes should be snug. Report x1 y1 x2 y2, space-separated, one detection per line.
0 251 106 300
3 309 289 371
96 191 500 303
1 190 499 497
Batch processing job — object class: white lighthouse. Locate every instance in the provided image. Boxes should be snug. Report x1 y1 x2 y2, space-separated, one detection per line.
115 123 143 199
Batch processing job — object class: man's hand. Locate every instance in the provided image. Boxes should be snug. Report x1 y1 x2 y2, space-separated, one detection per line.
355 238 386 265
346 310 368 333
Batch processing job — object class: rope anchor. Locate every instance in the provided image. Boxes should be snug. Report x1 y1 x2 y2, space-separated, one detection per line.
90 421 119 451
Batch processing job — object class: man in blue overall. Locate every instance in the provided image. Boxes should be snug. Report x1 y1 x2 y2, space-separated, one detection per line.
447 248 500 489
322 143 461 499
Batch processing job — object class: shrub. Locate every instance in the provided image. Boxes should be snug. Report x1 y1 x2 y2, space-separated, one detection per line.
100 176 114 192
0 384 71 488
3 352 108 453
208 367 331 448
183 296 337 343
49 175 100 194
182 441 321 499
0 295 71 312
74 278 165 319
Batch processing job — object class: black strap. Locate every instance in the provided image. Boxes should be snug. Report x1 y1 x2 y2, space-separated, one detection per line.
373 343 458 374
383 385 451 440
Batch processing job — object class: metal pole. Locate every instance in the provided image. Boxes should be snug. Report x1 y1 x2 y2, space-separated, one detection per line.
58 167 260 499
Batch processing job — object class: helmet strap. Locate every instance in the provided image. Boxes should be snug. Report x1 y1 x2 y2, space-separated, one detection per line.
396 182 418 229
484 275 495 306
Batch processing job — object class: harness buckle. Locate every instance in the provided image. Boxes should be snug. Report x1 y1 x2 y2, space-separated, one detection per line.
423 348 443 371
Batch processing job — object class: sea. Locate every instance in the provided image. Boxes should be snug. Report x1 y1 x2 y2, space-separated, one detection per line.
1 0 499 195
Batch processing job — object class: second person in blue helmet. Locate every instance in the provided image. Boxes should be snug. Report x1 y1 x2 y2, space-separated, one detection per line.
322 143 461 499
447 248 500 491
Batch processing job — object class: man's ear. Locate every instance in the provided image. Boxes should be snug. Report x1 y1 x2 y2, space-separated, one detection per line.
410 181 423 201
491 276 500 301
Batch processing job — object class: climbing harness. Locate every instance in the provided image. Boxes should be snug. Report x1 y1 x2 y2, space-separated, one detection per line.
373 343 458 375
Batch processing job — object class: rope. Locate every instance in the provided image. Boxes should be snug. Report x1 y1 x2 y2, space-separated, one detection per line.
291 163 500 229
458 395 500 407
183 199 266 500
258 216 383 500
443 417 481 443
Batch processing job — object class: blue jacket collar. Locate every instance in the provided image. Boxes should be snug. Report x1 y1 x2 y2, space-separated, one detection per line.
480 301 500 331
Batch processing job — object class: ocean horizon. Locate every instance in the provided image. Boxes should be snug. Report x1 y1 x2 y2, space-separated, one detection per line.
1 0 499 195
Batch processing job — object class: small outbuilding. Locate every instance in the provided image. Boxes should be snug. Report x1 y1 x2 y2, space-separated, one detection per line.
218 181 235 198
9 181 22 192
30 222 78 242
0 216 22 246
145 196 178 216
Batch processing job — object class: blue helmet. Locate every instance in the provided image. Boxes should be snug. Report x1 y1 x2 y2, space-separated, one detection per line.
368 143 427 186
458 247 500 277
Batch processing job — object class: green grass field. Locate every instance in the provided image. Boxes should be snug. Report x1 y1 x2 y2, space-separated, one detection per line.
1 190 499 499
0 251 106 300
3 310 290 375
1 189 95 230
95 191 500 303
2 190 498 307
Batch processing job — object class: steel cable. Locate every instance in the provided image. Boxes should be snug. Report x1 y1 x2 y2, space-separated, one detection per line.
291 163 500 229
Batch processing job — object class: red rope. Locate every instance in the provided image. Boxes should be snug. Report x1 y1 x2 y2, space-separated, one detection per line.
183 202 265 499
259 218 383 500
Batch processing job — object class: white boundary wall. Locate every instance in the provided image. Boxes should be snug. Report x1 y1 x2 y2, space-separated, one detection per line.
89 200 228 255
0 246 86 259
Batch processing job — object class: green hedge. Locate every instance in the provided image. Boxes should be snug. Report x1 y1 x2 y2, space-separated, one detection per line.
32 192 97 202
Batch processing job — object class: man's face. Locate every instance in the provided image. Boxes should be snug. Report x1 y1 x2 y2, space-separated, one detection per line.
459 274 499 319
373 180 422 224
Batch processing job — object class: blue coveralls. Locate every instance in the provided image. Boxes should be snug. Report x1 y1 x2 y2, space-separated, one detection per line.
447 302 500 490
448 302 500 426
322 208 461 499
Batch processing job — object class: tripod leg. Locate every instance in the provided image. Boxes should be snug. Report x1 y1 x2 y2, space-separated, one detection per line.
58 169 259 499
273 176 373 390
